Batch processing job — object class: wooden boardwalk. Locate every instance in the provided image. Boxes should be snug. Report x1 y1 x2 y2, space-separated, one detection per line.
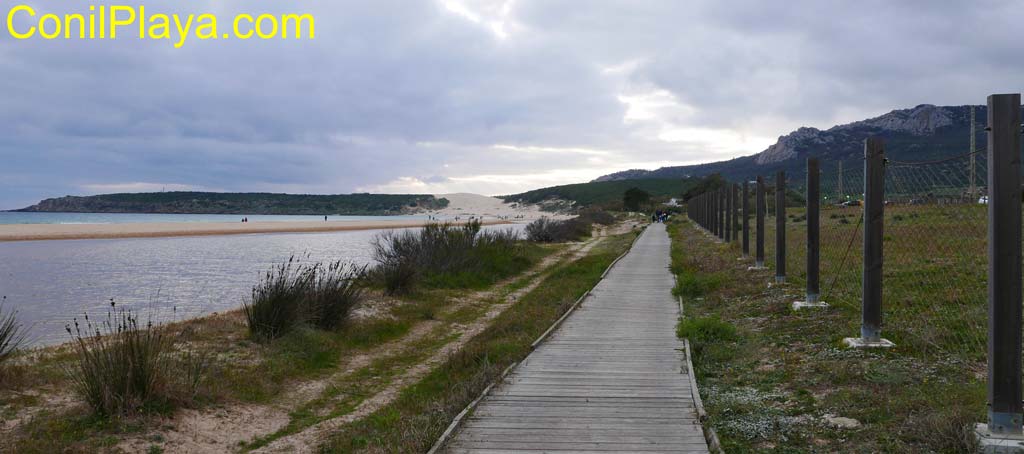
444 223 709 453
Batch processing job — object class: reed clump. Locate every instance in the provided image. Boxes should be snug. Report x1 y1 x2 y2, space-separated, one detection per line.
244 257 367 341
0 296 28 369
65 301 212 417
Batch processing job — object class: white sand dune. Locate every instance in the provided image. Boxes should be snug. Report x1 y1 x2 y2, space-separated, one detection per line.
428 193 567 220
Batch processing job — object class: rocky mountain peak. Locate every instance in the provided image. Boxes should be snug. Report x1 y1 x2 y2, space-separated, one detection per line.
754 126 826 165
838 104 954 135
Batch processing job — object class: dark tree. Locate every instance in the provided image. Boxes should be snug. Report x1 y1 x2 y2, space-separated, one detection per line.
623 187 651 211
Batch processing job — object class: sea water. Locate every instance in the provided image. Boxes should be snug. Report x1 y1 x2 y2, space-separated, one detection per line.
0 224 524 346
0 212 433 225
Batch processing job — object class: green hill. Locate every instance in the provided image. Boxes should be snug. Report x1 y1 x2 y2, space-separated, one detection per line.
501 178 692 208
14 192 448 215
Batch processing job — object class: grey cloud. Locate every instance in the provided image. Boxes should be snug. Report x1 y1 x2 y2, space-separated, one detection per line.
1 0 1021 208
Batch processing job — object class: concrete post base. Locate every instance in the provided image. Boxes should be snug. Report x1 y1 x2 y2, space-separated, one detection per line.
843 337 895 349
976 424 1024 453
775 276 786 284
792 301 829 310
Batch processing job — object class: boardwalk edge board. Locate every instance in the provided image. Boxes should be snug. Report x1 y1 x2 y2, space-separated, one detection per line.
426 361 520 454
678 269 723 453
684 337 723 453
429 225 645 453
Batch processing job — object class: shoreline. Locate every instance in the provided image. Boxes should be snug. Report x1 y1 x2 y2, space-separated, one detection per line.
0 219 515 242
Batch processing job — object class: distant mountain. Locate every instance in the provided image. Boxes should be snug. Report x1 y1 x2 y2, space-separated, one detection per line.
595 104 1006 184
13 192 448 215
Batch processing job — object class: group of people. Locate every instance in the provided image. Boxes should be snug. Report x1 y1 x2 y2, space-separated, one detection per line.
652 210 669 223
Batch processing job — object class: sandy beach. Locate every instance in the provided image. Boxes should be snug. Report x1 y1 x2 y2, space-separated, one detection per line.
0 194 566 242
0 219 522 242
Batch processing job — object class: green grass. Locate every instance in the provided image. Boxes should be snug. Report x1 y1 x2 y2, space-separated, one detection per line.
317 232 640 453
668 217 984 452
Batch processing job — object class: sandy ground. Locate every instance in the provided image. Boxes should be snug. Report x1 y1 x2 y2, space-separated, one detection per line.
0 194 564 242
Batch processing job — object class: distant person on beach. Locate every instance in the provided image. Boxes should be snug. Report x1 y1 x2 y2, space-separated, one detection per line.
325 215 328 222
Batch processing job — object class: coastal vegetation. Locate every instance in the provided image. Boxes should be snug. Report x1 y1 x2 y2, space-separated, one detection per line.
13 192 449 216
0 216 637 452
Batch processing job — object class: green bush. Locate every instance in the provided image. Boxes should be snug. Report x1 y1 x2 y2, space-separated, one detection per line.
525 217 592 243
673 271 724 298
372 221 532 294
677 316 738 343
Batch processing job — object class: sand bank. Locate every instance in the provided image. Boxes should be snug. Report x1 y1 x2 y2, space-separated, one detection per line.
0 219 513 242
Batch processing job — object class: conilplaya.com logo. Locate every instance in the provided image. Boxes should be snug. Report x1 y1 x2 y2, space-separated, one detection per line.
3 4 315 48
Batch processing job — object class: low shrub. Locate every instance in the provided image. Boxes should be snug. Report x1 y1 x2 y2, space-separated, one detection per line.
578 209 616 226
677 316 738 362
525 217 592 243
371 221 531 294
65 302 211 417
0 296 28 368
677 316 737 342
673 271 725 298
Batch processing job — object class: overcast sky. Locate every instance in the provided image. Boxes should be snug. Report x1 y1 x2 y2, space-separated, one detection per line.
2 0 1022 209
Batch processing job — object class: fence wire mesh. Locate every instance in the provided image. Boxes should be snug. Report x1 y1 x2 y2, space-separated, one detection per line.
688 149 991 361
880 151 988 359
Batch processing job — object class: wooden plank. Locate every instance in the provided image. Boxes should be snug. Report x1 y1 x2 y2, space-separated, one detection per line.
442 224 709 453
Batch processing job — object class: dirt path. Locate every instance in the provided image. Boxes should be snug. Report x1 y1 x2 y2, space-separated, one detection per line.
252 234 607 453
115 229 611 453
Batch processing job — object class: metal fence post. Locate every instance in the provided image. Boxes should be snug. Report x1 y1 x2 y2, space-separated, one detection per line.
742 182 750 257
751 176 766 270
978 93 1023 442
844 138 894 349
795 158 826 309
725 184 733 243
775 171 786 284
